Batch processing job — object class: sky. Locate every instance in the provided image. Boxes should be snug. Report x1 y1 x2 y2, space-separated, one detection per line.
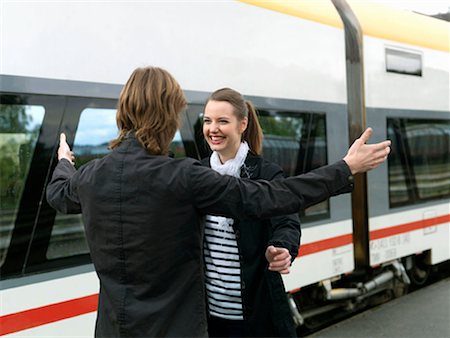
372 0 450 15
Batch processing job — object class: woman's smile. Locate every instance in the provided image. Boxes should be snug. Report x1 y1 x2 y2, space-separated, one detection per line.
209 135 225 145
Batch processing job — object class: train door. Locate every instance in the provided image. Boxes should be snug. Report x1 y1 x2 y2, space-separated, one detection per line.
367 108 450 286
358 5 450 287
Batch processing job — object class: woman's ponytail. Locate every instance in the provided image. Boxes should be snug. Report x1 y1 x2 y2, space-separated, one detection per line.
242 101 263 155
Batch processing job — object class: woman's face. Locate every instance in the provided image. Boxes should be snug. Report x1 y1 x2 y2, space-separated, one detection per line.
203 100 248 162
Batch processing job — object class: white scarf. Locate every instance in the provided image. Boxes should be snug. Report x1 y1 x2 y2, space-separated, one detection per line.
207 142 249 228
210 141 249 177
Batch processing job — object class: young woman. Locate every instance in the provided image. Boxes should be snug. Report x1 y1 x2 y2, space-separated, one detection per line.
201 88 301 337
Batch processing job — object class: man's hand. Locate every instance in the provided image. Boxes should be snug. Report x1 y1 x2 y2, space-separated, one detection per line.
343 127 391 175
265 245 292 274
58 133 75 165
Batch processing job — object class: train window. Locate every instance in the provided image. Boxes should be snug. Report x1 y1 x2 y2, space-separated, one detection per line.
387 118 450 207
258 112 329 220
47 108 118 259
385 48 422 76
72 108 119 166
0 104 45 264
169 131 187 158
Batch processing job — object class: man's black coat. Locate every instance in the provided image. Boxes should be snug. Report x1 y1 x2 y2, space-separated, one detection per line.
46 135 353 337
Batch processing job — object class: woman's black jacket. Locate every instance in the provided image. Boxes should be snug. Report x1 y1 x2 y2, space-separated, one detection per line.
46 135 354 337
202 153 301 337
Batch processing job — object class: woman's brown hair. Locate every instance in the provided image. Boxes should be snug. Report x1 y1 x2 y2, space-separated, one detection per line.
206 88 263 155
110 66 187 155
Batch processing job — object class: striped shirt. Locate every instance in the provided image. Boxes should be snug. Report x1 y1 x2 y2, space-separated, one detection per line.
203 215 243 320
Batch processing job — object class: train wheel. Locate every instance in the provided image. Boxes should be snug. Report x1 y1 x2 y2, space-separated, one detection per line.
404 254 431 288
392 275 409 298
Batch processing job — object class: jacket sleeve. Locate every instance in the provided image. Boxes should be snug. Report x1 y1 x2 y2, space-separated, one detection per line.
46 159 82 214
262 165 301 261
188 159 354 220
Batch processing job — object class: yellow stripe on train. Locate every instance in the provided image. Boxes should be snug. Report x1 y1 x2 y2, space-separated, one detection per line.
239 0 449 52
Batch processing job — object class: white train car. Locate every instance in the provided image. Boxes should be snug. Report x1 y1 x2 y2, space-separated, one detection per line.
0 0 448 336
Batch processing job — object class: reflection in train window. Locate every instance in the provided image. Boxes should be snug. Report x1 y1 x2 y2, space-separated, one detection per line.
73 108 119 167
47 108 188 259
259 112 328 220
47 108 118 259
0 104 45 264
169 131 187 158
388 118 450 207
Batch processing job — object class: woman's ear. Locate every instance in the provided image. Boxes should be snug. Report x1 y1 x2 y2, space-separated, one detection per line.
240 117 248 134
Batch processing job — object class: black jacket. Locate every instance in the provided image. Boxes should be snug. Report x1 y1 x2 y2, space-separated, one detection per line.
202 153 301 337
46 135 353 337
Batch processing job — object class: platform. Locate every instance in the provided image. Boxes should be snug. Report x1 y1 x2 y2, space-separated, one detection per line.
306 277 450 338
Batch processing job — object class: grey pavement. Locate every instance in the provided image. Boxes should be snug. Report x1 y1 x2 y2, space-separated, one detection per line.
305 277 450 338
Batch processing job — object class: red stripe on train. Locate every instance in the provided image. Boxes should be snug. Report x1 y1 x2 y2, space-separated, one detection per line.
0 294 98 336
370 214 450 240
298 214 450 257
298 234 353 256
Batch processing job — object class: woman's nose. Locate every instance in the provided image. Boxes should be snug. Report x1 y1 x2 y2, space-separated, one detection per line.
210 122 219 132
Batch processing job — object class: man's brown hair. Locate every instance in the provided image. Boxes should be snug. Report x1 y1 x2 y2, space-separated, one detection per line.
110 66 187 154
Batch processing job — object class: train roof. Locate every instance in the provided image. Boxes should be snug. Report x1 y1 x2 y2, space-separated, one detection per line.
240 0 449 52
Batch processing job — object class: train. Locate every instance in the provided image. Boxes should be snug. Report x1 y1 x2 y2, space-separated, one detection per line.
1 0 449 336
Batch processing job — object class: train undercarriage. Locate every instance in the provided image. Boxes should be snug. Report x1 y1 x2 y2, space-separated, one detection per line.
289 252 448 335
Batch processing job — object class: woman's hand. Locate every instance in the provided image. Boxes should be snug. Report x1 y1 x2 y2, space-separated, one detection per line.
58 133 75 165
343 127 391 175
265 245 292 274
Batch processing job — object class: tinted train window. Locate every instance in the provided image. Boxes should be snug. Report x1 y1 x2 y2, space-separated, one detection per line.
388 118 450 207
259 112 328 219
0 104 45 264
193 110 329 220
47 108 187 259
169 131 187 158
47 108 118 259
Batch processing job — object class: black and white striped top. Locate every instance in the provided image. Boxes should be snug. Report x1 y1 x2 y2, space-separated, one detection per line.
203 215 243 320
